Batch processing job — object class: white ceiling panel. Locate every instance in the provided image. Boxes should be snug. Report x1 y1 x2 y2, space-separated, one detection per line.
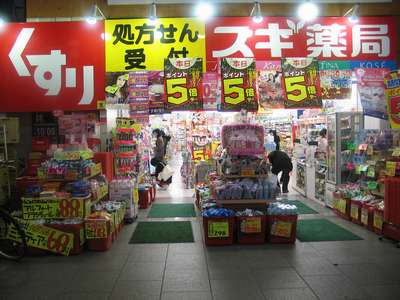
108 0 392 5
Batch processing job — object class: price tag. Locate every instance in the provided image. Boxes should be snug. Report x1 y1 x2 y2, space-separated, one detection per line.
97 100 106 110
367 166 376 178
85 220 108 239
271 221 292 238
373 212 383 230
241 217 262 234
367 145 374 155
367 181 378 190
338 199 347 214
351 204 359 219
386 161 397 176
240 169 255 176
392 148 400 157
208 221 229 238
361 208 369 225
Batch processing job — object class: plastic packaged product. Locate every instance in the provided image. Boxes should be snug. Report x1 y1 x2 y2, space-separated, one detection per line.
202 208 235 217
267 202 298 215
255 183 263 199
236 209 264 217
230 183 243 200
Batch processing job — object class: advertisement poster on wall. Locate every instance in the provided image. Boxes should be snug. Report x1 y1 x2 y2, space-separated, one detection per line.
202 72 220 111
282 58 322 108
220 58 258 112
164 58 203 111
355 68 389 120
319 61 352 100
148 71 166 114
384 70 400 128
128 71 149 124
256 61 285 110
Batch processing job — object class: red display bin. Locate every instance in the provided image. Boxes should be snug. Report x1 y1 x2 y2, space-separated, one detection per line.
333 194 351 221
86 219 113 252
384 177 400 226
49 222 85 255
267 215 297 244
373 208 384 235
383 222 400 242
203 216 235 246
139 188 151 209
236 215 266 244
350 200 362 225
93 152 113 182
361 202 374 231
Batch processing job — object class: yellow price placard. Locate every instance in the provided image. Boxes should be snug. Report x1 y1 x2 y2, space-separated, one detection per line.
373 213 383 230
386 161 397 176
361 208 369 225
241 217 262 233
105 19 205 72
208 221 229 238
350 204 359 219
271 221 292 238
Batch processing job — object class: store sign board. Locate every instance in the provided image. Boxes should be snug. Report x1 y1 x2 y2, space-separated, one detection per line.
282 58 322 108
205 17 397 70
220 58 258 111
384 70 400 128
356 68 389 120
0 22 105 112
350 60 397 71
105 19 206 72
164 58 203 111
319 61 352 100
221 124 264 155
257 61 285 110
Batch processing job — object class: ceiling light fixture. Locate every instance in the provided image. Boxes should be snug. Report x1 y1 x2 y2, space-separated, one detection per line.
251 1 263 24
0 17 5 28
195 2 215 21
85 4 105 25
344 4 360 23
149 1 157 22
297 1 319 22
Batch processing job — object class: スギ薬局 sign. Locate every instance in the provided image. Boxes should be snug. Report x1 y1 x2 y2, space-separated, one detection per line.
0 22 105 112
205 17 397 71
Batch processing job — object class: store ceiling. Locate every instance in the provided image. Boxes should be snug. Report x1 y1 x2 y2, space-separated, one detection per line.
108 0 392 4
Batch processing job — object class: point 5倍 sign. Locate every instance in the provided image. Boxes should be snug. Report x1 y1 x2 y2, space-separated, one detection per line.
0 22 105 112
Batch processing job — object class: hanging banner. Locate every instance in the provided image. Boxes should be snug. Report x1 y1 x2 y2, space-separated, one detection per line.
202 72 219 111
356 68 389 120
149 71 166 114
128 71 150 124
191 112 211 162
164 58 203 111
105 19 205 72
221 124 264 155
220 58 258 112
384 70 400 128
0 22 105 112
205 17 397 71
319 61 352 100
282 58 322 108
256 61 285 110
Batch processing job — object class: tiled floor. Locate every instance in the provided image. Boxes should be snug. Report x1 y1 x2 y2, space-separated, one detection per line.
1 157 400 300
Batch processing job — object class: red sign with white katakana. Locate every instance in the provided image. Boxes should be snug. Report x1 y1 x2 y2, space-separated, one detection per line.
0 22 105 112
205 17 397 71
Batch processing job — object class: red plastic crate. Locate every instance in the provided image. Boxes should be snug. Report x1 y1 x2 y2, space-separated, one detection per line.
350 200 362 225
236 215 266 244
203 216 235 246
384 177 400 226
361 203 374 231
267 215 297 244
49 222 85 255
139 188 151 209
373 208 384 235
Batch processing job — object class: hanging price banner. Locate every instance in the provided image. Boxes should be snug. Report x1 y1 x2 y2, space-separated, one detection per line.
164 58 203 111
282 58 322 108
220 58 258 111
384 70 400 128
208 221 229 238
319 61 352 100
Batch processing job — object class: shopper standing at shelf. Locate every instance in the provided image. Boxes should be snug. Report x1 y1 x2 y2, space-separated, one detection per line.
316 128 328 160
268 150 293 194
151 129 165 178
270 130 281 151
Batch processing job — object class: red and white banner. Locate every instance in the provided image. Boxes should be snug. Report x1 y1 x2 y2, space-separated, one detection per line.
0 22 105 112
206 17 397 71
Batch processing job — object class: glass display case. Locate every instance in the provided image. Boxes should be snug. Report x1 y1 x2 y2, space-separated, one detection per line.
327 112 364 185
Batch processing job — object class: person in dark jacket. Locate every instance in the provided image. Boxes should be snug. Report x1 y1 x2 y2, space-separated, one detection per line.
151 129 165 178
268 150 293 193
269 130 281 151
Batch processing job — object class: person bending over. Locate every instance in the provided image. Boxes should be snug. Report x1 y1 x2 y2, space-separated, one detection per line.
268 150 293 194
